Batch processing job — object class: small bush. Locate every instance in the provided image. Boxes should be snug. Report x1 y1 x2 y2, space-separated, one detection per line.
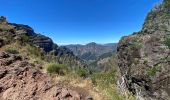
147 64 161 77
164 37 170 48
46 63 68 75
5 48 19 54
76 68 89 77
21 34 30 42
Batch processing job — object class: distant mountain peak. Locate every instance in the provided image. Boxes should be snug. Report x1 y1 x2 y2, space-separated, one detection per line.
86 42 97 46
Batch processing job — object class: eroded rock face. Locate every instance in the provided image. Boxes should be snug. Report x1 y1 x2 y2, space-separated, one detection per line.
0 16 87 70
0 51 89 100
31 34 54 52
11 23 35 36
117 0 170 99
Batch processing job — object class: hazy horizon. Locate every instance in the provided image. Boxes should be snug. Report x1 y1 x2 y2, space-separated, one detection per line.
59 42 117 46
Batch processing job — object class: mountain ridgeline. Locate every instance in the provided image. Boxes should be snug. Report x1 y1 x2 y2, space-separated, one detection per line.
0 16 86 70
65 42 117 61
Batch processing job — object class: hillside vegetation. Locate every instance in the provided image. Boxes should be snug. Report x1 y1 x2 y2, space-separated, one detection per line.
0 16 128 100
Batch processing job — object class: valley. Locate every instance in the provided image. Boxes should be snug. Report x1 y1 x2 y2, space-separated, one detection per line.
0 0 170 100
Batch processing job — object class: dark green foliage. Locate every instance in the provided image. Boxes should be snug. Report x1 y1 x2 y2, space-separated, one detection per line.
21 34 30 42
147 67 157 77
164 37 170 48
129 39 142 46
132 32 139 35
76 68 89 77
46 63 68 75
129 39 142 58
164 0 170 8
147 64 161 77
5 48 19 54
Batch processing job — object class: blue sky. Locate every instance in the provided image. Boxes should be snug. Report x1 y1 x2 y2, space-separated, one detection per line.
0 0 160 44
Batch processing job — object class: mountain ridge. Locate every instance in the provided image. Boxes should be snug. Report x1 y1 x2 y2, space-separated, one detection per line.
65 42 117 61
0 16 87 70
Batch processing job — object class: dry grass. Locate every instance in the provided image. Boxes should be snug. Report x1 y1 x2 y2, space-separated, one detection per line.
53 73 107 100
1 42 46 66
0 24 14 30
0 42 134 100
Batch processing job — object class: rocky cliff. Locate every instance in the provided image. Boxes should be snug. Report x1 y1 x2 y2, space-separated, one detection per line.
0 16 86 70
117 0 170 99
0 51 87 100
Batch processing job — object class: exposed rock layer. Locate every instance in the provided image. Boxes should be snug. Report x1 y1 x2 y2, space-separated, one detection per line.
117 0 170 99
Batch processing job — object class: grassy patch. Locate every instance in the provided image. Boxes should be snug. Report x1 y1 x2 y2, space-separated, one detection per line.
147 64 161 77
91 69 126 100
26 44 44 59
46 63 69 75
0 24 14 31
91 69 116 86
76 68 89 78
5 48 19 54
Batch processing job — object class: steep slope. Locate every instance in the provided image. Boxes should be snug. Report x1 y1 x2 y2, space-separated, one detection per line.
117 0 170 99
0 16 105 100
65 42 117 61
0 51 87 100
0 16 86 70
88 53 117 72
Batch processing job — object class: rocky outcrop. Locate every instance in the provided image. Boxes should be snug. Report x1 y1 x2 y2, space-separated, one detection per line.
0 16 7 24
0 16 86 69
31 34 54 52
11 23 35 36
0 51 90 100
117 0 170 99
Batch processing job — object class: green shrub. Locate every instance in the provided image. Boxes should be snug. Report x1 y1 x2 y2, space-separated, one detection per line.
164 37 170 48
21 34 30 42
147 64 161 77
46 63 68 75
76 68 89 77
129 39 142 47
5 48 19 54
